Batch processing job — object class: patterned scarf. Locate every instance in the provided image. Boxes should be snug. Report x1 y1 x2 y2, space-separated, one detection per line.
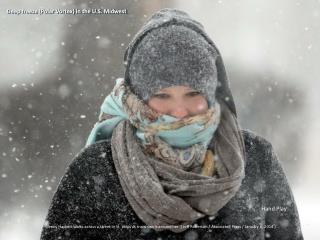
86 78 221 175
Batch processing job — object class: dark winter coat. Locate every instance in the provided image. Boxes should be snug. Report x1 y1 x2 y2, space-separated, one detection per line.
41 8 303 240
40 129 304 240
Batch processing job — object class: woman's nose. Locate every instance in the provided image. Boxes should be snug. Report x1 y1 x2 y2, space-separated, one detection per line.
170 107 189 119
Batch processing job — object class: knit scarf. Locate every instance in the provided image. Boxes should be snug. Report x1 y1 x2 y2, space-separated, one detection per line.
86 78 246 232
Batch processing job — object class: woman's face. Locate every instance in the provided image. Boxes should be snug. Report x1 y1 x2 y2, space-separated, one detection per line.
147 86 209 119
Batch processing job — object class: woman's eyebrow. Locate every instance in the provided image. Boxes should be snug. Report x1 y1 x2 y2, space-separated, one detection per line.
153 90 200 96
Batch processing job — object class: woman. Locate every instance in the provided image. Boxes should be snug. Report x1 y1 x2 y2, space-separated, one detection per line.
40 8 304 240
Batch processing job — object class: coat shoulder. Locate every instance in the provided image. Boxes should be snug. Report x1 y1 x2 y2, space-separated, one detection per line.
241 128 273 154
69 139 113 175
240 128 276 173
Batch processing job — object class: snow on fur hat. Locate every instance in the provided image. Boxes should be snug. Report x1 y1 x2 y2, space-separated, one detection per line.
124 8 237 115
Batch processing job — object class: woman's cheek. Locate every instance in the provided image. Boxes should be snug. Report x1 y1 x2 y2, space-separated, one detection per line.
188 97 208 114
147 99 168 114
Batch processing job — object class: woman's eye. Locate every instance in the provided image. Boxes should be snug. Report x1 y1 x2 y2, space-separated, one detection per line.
151 91 200 99
187 91 201 96
153 93 169 99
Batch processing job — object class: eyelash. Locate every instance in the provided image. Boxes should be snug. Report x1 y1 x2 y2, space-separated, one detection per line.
153 91 201 99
